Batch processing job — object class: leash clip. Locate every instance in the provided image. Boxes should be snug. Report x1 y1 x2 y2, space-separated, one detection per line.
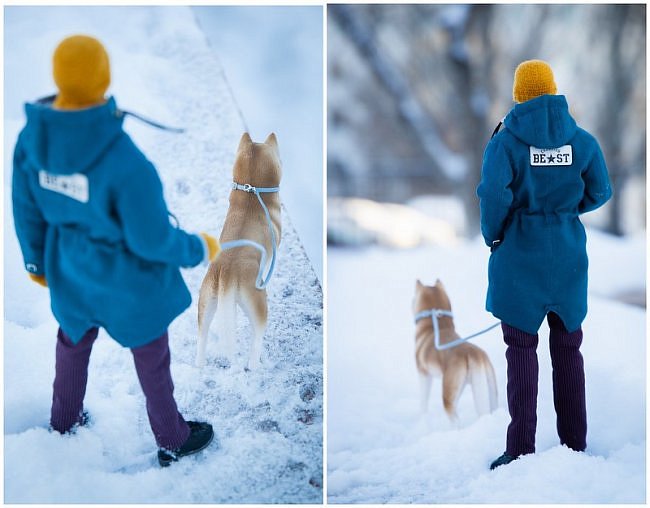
242 184 256 193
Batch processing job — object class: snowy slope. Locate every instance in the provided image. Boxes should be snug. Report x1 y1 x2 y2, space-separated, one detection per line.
328 232 645 503
4 6 322 504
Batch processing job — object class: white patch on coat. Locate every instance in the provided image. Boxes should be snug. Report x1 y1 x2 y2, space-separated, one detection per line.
38 171 89 203
529 145 573 166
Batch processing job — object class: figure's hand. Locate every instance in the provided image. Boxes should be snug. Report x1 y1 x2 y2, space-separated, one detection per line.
29 273 48 287
200 232 221 263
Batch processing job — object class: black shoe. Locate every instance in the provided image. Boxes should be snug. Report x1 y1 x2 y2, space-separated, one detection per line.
157 421 214 467
490 452 518 470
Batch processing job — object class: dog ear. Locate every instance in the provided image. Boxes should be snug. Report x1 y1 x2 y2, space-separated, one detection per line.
435 279 444 288
265 133 279 155
237 132 254 153
416 279 423 288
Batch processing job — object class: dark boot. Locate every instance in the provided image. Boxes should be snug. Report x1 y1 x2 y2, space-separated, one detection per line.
157 421 214 467
548 312 587 452
490 452 518 470
503 323 539 457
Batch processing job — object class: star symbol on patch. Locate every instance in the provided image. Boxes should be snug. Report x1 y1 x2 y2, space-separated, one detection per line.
547 154 556 163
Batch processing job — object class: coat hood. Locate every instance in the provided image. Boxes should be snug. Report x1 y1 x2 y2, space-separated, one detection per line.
20 95 124 175
503 94 577 148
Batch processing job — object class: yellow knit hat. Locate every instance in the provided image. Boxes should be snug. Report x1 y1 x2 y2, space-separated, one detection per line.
512 60 557 103
52 35 110 110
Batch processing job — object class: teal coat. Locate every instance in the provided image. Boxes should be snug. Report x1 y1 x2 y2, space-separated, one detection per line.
477 95 612 334
12 97 205 347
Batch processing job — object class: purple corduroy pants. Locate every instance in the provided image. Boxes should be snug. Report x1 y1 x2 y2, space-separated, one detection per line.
503 312 587 457
50 327 190 450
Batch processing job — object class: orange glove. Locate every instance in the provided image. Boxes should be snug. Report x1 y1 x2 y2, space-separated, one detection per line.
29 273 48 287
200 232 221 263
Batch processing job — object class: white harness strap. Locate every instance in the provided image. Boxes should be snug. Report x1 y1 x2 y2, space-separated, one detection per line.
414 309 501 351
219 182 280 290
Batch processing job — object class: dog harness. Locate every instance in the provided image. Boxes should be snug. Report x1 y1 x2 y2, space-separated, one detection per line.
218 182 280 290
414 309 501 351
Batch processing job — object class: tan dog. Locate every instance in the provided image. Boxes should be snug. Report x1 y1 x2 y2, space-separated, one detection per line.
197 132 282 370
413 280 497 422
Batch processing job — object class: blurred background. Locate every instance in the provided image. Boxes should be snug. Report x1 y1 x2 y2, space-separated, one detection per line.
327 4 645 247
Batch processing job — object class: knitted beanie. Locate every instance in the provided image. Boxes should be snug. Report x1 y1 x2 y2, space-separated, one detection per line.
512 60 557 103
52 35 110 110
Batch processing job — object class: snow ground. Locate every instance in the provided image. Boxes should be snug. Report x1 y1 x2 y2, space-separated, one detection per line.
4 6 322 503
327 231 646 503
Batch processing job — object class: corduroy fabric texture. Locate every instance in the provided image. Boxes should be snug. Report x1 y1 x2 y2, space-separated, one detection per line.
503 322 539 457
53 35 110 110
512 59 557 103
51 328 190 449
131 333 190 449
50 327 98 433
548 312 587 452
502 313 587 457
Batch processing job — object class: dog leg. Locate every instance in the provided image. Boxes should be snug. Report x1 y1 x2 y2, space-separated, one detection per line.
419 372 432 413
196 284 218 368
442 362 466 425
240 288 268 371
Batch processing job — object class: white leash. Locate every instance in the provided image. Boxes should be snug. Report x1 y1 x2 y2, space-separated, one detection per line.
218 182 279 290
414 309 501 351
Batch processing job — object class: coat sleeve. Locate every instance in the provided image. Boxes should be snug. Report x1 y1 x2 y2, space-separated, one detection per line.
579 138 612 214
476 137 514 247
12 138 47 276
114 156 205 268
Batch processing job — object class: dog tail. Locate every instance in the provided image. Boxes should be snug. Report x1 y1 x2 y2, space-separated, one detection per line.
214 287 238 358
470 355 498 416
485 358 498 412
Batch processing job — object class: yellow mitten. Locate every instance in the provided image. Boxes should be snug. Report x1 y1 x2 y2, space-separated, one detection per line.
29 273 48 287
200 232 221 263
